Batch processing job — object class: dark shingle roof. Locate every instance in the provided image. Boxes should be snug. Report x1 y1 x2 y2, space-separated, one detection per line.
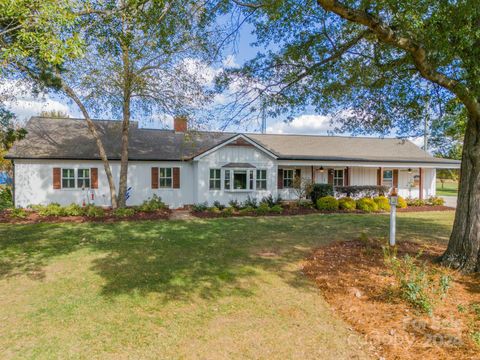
7 117 232 161
6 117 460 166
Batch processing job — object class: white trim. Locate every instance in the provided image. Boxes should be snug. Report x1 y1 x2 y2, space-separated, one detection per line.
193 134 278 161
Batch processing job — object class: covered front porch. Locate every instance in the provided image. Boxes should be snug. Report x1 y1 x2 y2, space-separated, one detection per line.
277 160 460 200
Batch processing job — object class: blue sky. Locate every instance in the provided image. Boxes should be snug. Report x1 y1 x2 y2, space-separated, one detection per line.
3 19 424 146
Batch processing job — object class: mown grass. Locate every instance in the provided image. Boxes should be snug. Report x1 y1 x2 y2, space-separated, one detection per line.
0 212 455 359
436 180 458 196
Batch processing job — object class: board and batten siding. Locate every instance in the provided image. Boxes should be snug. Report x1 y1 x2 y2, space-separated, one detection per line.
195 144 277 205
13 159 194 208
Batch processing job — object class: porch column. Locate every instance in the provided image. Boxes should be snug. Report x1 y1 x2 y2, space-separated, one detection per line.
345 167 350 186
419 167 423 199
377 167 383 185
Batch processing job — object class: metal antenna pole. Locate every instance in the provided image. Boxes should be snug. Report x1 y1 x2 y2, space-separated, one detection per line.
261 107 266 134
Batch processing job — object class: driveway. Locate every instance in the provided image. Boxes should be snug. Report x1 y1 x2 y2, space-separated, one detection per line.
441 196 457 208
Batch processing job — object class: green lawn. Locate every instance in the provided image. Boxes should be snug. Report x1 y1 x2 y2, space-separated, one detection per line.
0 212 455 359
436 180 459 196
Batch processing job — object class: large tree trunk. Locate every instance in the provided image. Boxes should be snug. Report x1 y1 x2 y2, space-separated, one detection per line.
117 97 130 208
441 110 480 273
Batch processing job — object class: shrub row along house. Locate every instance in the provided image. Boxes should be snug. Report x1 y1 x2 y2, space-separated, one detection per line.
6 116 460 208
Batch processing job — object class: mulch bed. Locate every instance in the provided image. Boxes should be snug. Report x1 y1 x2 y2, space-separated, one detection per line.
302 239 480 359
0 209 171 224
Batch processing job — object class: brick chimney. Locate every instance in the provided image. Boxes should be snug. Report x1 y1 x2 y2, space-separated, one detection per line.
174 115 187 132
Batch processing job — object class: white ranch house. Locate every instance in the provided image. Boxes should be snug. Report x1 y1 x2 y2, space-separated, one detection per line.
7 117 460 208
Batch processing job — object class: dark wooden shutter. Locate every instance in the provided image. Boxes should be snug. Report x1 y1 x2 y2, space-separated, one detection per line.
295 169 301 179
53 168 61 189
393 169 399 189
151 167 159 189
91 168 98 189
377 167 382 186
344 167 349 186
277 168 283 189
173 167 180 189
328 169 334 185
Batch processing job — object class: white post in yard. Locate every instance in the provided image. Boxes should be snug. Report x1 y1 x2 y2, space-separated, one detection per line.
389 188 398 247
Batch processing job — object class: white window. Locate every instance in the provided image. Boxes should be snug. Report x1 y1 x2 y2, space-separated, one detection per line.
209 169 221 190
77 169 90 189
62 169 75 189
256 170 267 190
333 169 344 186
283 169 294 188
224 170 231 190
383 170 393 188
223 169 255 191
159 167 172 188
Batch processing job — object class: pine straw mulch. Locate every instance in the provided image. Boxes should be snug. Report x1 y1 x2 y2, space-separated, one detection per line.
302 239 480 360
0 209 171 224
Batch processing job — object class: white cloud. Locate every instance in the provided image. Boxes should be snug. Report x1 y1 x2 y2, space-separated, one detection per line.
267 114 335 134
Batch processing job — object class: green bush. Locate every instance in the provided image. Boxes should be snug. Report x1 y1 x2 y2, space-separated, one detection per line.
244 196 258 209
208 206 221 214
374 196 391 211
426 196 445 206
84 205 105 218
239 206 255 215
297 199 314 208
309 184 334 204
356 197 379 212
256 202 270 215
191 202 208 212
396 196 407 209
38 203 66 217
269 204 283 214
221 207 235 217
406 197 425 207
213 200 225 210
138 195 167 212
316 196 339 211
9 208 28 219
0 186 13 210
338 197 356 211
63 203 85 216
113 207 136 217
228 199 241 210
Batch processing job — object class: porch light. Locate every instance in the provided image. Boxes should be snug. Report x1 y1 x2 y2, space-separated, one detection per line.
319 166 324 173
408 168 412 173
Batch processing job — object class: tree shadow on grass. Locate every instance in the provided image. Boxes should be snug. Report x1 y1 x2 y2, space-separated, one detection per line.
0 213 456 302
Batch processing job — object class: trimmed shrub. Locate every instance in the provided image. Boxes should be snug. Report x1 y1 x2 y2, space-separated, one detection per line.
396 196 407 209
270 204 283 214
192 202 208 212
64 203 85 216
316 196 339 211
113 207 136 217
373 196 391 211
256 202 270 215
239 206 255 215
138 195 167 212
310 184 334 205
356 197 379 212
38 203 66 217
84 205 105 218
208 206 221 214
221 207 235 217
9 208 28 218
335 185 389 198
338 197 356 211
406 197 425 207
426 196 445 206
297 199 314 208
